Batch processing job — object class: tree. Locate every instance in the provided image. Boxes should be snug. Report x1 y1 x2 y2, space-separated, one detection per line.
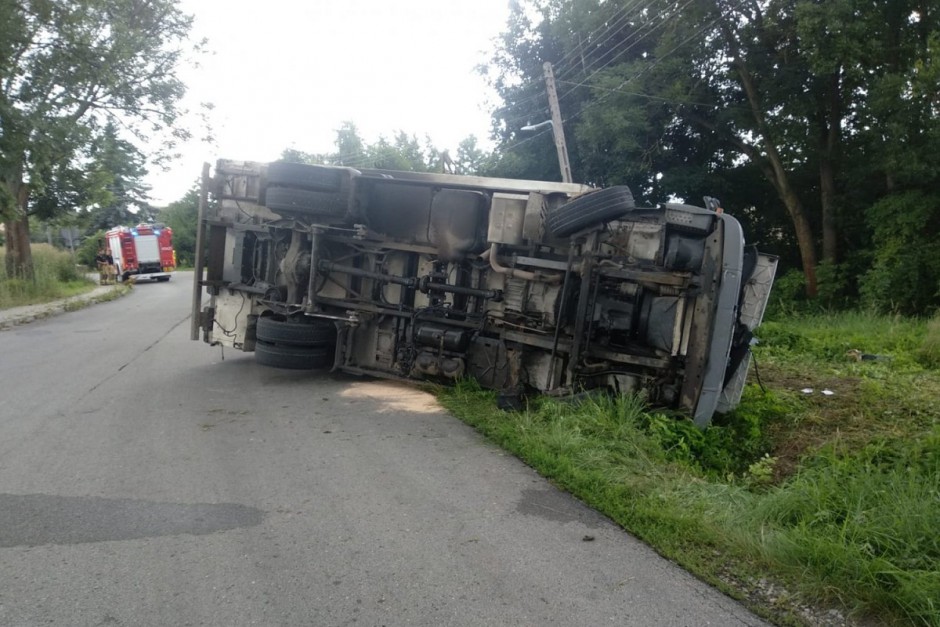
280 122 486 175
82 121 153 232
454 136 490 175
0 0 196 278
483 0 940 305
158 187 198 266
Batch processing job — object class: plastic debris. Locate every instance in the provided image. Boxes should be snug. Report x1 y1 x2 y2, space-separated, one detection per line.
846 349 892 362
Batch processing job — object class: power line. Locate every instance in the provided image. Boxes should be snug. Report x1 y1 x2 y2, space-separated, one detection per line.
561 14 725 128
556 0 667 84
550 0 639 74
499 0 691 130
556 0 698 105
552 0 650 83
556 79 727 109
493 0 655 128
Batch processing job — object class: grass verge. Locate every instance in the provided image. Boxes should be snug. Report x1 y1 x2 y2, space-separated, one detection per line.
0 244 97 309
438 310 940 626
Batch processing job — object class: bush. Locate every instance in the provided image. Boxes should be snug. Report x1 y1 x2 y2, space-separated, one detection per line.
860 190 940 315
917 315 940 370
0 243 93 308
77 231 107 268
814 260 853 309
766 268 807 315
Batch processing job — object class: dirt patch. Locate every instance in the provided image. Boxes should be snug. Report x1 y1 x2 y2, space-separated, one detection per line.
758 364 870 481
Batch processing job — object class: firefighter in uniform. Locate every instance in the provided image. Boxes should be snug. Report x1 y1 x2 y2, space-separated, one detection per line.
95 248 116 285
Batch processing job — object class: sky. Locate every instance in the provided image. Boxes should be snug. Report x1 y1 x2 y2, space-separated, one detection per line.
146 0 511 206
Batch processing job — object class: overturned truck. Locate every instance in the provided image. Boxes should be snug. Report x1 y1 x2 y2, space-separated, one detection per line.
191 160 776 426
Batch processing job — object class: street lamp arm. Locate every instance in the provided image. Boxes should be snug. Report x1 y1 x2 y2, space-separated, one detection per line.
521 120 554 133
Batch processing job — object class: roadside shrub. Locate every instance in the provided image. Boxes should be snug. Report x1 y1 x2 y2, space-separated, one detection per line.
0 277 31 299
814 260 854 310
0 244 93 309
633 385 785 479
77 231 107 268
917 315 940 370
766 268 807 315
860 190 940 316
29 244 80 282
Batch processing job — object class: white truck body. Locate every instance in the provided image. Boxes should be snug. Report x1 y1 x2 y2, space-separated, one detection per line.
192 160 776 425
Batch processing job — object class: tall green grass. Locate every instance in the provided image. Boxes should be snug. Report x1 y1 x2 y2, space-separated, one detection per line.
0 244 95 309
738 433 940 624
439 310 940 625
918 315 940 369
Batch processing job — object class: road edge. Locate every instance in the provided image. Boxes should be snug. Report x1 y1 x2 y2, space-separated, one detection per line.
0 284 132 331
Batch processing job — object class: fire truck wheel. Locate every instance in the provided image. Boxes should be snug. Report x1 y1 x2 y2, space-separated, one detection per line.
254 341 334 370
266 162 345 192
256 316 336 347
545 186 636 238
263 187 347 218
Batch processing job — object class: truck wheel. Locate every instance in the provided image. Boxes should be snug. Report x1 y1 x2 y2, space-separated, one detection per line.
266 162 345 192
264 187 346 217
256 316 336 346
545 186 636 237
255 341 334 370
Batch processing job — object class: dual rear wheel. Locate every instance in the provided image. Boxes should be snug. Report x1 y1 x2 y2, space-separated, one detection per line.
254 316 337 370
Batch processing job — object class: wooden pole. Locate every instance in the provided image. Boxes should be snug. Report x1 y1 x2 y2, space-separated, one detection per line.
543 62 573 183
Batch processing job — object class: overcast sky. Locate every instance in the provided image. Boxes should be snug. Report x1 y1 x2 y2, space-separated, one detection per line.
146 0 511 205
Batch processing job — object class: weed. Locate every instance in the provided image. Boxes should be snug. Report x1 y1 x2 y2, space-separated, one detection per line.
917 315 940 370
739 431 940 624
743 454 777 488
1 244 95 309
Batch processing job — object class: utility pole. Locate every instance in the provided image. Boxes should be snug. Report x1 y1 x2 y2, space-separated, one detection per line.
542 61 573 183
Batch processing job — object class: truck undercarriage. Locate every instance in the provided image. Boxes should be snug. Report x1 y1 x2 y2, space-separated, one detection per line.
192 160 775 426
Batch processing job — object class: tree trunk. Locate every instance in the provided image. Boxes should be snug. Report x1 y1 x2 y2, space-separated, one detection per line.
687 109 820 297
819 72 842 264
784 190 818 297
756 118 819 297
3 214 33 280
721 18 819 297
766 161 818 297
820 155 838 263
2 176 33 280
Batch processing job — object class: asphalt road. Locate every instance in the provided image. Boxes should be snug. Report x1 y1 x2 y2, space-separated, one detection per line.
0 272 768 626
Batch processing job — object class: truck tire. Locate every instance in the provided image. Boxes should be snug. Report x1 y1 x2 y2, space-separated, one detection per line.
256 316 336 347
545 186 636 237
264 187 346 217
266 162 344 192
255 340 334 370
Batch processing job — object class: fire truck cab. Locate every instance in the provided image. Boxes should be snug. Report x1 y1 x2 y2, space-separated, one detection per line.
106 223 176 282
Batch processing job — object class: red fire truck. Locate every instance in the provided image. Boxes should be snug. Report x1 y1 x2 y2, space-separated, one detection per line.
106 223 176 282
